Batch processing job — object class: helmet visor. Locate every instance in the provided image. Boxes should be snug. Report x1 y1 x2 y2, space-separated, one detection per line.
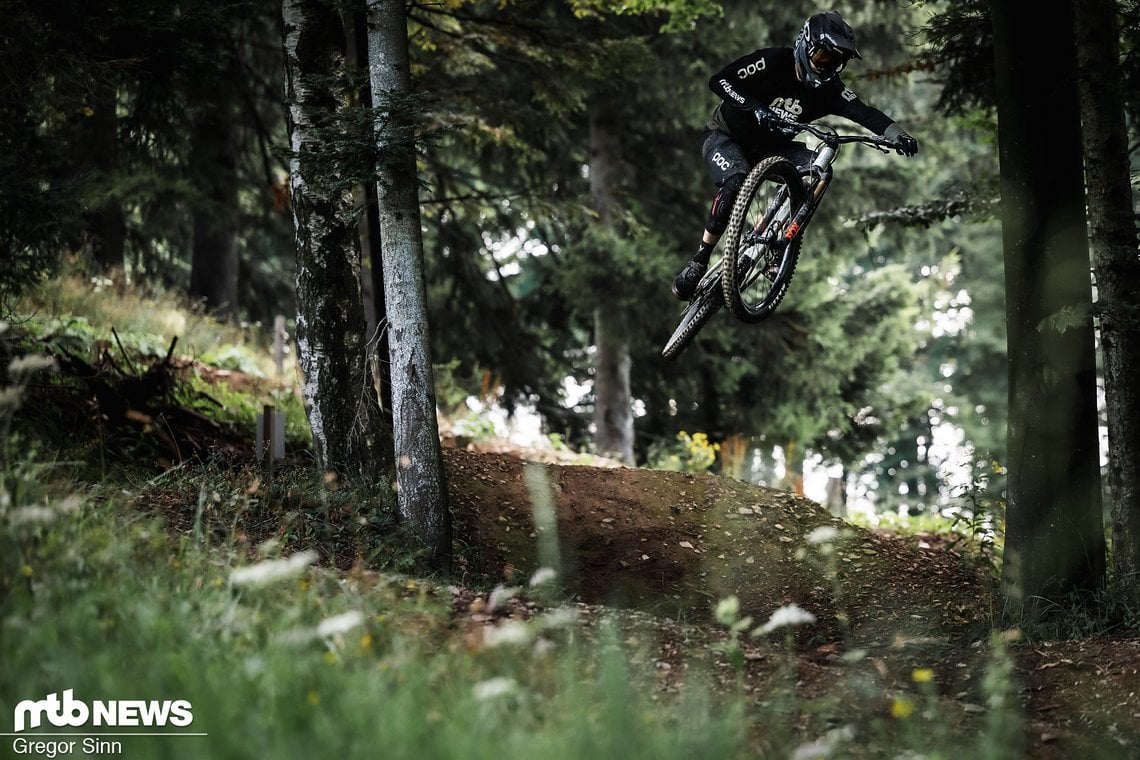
808 44 849 76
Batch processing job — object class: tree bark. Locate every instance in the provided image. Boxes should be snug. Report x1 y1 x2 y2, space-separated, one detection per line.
990 0 1106 622
83 79 125 272
1073 0 1140 605
588 106 635 465
282 0 388 481
342 5 391 417
189 98 240 320
367 0 452 571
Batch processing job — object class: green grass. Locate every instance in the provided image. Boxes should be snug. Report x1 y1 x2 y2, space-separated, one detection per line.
5 267 1131 758
1 475 749 760
0 435 1041 760
13 272 280 377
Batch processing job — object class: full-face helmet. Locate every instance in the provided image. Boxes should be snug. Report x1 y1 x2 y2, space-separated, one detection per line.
794 11 861 88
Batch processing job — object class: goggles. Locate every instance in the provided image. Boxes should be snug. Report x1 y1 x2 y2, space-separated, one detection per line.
808 43 849 76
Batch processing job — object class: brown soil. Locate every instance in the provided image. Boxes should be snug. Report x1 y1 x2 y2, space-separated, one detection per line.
442 446 1140 760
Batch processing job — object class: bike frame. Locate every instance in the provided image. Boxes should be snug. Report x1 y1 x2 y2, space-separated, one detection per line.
782 122 894 248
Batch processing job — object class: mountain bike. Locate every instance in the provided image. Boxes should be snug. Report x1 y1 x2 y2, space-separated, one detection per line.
661 120 898 361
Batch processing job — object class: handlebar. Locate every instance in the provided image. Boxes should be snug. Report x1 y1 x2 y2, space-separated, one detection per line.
783 120 895 153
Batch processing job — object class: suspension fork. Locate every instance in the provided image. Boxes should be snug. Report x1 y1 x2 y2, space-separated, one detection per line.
781 165 832 244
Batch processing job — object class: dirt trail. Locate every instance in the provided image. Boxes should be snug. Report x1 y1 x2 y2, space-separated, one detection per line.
443 447 1140 760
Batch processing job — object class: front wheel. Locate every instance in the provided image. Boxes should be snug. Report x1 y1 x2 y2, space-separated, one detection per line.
661 266 723 361
721 157 808 324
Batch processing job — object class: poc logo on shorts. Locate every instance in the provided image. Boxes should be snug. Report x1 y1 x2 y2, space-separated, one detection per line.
712 152 732 172
736 59 767 78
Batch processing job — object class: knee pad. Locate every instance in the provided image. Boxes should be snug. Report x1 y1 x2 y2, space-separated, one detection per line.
705 173 746 236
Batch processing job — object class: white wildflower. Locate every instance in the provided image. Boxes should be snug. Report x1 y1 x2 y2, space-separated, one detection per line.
56 495 83 515
0 387 22 408
482 621 532 648
486 584 519 613
230 550 317 587
715 595 741 626
316 610 365 638
528 567 557 587
791 725 855 760
472 677 518 701
754 603 817 636
276 610 364 647
7 355 56 377
7 506 58 527
806 526 839 545
537 607 580 630
276 628 316 647
6 496 82 528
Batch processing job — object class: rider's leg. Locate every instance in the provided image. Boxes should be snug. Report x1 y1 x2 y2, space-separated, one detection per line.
673 130 753 300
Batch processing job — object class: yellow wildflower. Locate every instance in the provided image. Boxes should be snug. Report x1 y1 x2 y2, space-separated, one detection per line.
891 695 915 719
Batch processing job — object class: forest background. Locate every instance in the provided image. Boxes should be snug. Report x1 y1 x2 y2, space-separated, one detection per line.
4 0 1140 756
2 0 1139 607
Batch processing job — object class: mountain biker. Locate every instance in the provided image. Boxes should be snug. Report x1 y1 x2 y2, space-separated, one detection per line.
672 11 919 301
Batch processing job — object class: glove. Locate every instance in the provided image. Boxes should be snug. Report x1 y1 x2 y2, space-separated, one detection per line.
884 122 919 157
754 107 795 138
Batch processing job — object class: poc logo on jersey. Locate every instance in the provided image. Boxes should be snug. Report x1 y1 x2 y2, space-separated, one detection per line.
736 59 767 79
711 152 732 172
13 690 194 732
841 87 857 102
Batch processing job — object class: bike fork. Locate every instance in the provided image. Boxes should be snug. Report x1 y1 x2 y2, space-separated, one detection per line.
782 172 831 245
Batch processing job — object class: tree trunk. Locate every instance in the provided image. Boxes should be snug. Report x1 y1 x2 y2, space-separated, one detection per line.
781 440 805 497
189 99 240 320
825 471 847 520
588 106 635 465
83 80 125 272
341 6 385 342
367 0 452 571
1073 0 1140 606
282 0 388 481
990 0 1106 623
343 5 391 417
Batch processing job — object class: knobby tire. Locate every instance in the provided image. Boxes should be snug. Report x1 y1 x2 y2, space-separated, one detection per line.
661 278 722 361
721 157 808 324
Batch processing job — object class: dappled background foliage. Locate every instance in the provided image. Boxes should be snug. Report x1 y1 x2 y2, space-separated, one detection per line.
3 0 1137 519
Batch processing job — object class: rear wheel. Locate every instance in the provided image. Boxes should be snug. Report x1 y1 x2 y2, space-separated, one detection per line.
721 157 807 324
661 266 723 361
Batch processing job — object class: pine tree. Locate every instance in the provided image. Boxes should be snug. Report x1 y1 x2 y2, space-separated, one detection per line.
991 0 1106 620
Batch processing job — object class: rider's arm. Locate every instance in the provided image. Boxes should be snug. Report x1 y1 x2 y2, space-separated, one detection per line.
707 49 771 113
830 83 919 155
829 83 894 135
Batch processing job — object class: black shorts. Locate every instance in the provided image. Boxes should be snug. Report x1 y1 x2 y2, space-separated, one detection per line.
701 128 813 188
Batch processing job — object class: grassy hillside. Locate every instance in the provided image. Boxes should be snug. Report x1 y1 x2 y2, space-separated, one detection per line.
2 274 1137 759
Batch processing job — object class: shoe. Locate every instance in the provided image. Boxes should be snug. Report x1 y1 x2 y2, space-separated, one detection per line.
671 260 707 301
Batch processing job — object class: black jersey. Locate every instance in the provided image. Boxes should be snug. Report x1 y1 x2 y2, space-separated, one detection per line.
708 47 893 149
